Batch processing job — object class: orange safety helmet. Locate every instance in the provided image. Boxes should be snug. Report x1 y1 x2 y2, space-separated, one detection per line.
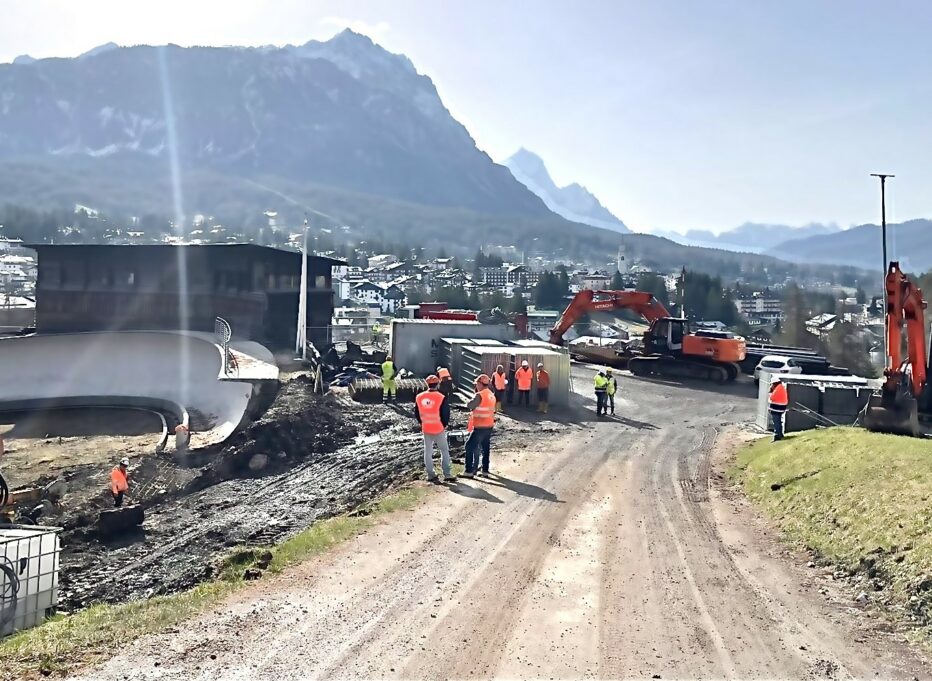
425 374 440 386
476 374 491 386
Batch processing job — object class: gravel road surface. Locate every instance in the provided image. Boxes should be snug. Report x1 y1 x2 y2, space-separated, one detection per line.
72 366 931 680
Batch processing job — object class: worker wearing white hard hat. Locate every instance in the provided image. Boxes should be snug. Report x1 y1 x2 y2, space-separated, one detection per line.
515 360 534 408
768 375 789 441
111 458 130 507
605 367 618 415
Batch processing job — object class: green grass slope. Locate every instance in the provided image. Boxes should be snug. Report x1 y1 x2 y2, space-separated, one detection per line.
732 428 932 634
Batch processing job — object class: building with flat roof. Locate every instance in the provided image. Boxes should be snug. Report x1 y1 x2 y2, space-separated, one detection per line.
29 244 344 350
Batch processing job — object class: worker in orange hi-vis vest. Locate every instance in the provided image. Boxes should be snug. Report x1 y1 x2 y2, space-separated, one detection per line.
463 374 496 479
492 364 508 412
414 375 455 483
515 360 534 408
768 375 789 441
110 457 130 507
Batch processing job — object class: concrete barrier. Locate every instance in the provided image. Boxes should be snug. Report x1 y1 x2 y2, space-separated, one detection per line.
0 331 278 448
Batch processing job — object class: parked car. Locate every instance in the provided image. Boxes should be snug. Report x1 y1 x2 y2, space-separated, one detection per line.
754 355 803 385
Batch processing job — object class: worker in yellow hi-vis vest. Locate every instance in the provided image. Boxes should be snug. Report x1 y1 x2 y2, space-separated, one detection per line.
381 356 396 403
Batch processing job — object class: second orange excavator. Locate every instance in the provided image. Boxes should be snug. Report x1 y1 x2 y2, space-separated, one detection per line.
863 262 932 436
549 289 746 383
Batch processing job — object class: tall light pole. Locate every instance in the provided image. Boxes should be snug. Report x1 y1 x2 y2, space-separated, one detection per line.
870 173 894 366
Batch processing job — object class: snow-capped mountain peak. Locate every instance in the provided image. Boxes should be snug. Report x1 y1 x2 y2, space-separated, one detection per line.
504 149 628 233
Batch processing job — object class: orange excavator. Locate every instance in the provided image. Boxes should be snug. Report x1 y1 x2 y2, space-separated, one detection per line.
863 262 932 436
549 289 746 382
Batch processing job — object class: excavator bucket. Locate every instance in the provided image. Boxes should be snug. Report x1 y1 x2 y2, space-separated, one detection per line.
863 392 920 437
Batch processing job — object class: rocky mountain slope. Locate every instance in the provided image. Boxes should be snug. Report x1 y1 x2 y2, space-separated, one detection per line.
767 219 932 272
0 30 548 216
652 222 843 254
504 149 629 233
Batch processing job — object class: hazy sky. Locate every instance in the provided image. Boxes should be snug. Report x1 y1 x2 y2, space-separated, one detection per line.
1 0 928 233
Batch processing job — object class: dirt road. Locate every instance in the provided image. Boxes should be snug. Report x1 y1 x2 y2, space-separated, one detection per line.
73 368 930 680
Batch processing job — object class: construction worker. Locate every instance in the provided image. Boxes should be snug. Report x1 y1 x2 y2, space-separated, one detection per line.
110 457 129 507
381 355 396 403
605 368 617 416
414 376 455 483
594 369 609 416
464 374 496 478
492 364 508 412
436 366 455 399
515 360 533 408
535 363 551 413
768 375 789 441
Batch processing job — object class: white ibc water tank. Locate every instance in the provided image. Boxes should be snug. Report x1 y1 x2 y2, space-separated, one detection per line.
0 526 61 637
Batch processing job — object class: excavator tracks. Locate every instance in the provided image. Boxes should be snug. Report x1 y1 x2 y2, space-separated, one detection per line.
628 355 735 384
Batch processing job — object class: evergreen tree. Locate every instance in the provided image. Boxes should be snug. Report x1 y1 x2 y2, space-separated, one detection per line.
556 265 570 294
467 289 483 310
487 290 508 310
508 294 528 314
636 273 670 309
610 270 624 290
855 286 867 305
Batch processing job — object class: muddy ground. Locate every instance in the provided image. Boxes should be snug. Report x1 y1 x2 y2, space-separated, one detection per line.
48 378 554 610
74 366 932 681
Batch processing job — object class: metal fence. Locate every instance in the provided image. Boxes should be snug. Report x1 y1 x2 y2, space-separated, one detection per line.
214 317 235 376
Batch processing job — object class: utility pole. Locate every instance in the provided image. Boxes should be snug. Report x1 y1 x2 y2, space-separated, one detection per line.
870 173 894 366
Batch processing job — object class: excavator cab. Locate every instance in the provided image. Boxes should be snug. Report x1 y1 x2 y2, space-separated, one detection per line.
644 318 686 355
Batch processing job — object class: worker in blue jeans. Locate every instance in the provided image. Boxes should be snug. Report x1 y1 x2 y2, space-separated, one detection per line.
463 374 496 478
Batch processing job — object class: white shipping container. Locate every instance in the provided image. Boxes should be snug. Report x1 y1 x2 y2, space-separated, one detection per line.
390 320 517 376
0 526 60 637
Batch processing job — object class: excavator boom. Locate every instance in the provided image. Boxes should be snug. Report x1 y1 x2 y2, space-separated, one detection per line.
864 262 931 436
549 289 671 346
549 288 745 383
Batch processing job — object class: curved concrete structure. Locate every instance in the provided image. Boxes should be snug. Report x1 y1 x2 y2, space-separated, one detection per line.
0 331 279 448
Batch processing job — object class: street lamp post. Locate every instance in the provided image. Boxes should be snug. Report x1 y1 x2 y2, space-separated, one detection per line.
870 173 894 367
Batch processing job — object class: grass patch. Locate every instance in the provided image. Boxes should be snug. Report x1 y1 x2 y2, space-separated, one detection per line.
0 483 430 678
733 427 932 634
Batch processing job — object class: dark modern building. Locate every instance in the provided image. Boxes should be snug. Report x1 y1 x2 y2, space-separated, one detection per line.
29 244 344 350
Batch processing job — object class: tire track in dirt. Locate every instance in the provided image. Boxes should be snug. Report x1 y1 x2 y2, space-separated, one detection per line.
69 371 932 681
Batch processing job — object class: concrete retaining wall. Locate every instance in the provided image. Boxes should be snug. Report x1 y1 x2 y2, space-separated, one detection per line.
0 331 276 447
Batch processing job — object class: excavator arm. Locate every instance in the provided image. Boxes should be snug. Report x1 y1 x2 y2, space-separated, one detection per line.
549 289 672 345
883 262 928 396
865 261 930 436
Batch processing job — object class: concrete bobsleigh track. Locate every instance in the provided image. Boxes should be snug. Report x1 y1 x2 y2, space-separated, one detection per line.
0 331 278 448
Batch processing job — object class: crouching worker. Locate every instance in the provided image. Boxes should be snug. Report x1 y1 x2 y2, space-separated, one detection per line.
415 375 456 483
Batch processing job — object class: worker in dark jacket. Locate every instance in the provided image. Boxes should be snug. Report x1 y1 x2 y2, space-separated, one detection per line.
436 366 455 400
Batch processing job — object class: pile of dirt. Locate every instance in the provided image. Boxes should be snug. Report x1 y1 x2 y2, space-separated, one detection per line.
185 377 359 491
57 381 425 609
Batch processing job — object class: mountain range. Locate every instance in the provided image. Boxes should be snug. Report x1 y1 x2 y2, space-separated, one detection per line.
765 219 932 272
0 31 902 277
503 149 629 233
0 30 547 218
651 222 844 254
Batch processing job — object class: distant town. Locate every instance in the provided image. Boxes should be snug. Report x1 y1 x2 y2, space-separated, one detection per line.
0 204 886 376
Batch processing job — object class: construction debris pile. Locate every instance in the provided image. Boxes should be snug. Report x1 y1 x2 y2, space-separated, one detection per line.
184 376 359 491
53 378 423 609
320 341 388 387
